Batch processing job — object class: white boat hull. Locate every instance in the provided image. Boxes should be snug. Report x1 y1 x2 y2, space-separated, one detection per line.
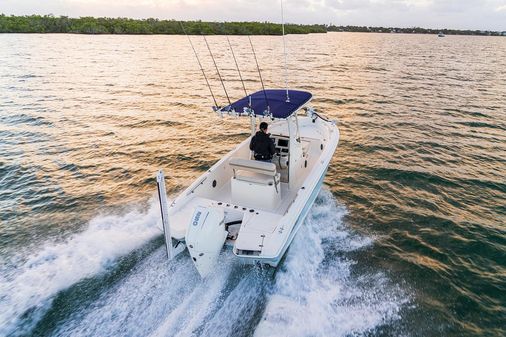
235 166 328 267
161 112 339 276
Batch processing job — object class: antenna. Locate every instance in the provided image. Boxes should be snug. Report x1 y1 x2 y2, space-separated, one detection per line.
227 37 248 98
203 35 232 108
248 36 270 114
179 22 218 109
281 0 290 102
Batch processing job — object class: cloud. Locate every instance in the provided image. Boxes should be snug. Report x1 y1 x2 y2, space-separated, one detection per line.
324 0 372 10
496 4 506 12
430 0 481 13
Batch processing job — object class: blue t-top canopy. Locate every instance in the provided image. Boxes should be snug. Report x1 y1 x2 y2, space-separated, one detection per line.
219 89 312 119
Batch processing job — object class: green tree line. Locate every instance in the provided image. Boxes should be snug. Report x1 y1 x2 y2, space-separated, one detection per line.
327 24 505 36
1 15 503 36
0 14 326 34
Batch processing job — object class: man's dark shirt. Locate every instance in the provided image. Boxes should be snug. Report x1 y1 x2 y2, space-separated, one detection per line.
250 131 275 160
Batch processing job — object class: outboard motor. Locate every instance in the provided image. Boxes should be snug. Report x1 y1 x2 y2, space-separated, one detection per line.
186 206 227 277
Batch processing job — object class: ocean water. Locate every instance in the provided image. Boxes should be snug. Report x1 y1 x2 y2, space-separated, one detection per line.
0 32 505 337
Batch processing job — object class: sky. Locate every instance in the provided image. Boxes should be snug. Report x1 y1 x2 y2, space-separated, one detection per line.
1 0 505 31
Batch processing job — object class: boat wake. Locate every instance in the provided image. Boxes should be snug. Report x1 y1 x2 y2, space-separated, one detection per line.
0 200 162 337
255 191 407 337
0 190 408 337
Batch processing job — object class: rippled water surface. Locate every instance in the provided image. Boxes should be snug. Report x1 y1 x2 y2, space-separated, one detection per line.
0 33 505 337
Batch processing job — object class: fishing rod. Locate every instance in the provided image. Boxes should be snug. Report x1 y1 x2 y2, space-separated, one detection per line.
227 36 248 98
203 35 232 108
179 22 219 109
280 0 290 102
248 36 270 114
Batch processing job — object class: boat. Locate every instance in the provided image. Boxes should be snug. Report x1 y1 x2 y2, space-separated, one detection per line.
156 89 340 276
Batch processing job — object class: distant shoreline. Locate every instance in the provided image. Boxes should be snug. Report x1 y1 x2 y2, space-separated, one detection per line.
0 14 504 36
327 25 506 37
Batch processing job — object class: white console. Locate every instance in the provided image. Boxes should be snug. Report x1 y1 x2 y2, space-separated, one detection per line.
229 158 281 210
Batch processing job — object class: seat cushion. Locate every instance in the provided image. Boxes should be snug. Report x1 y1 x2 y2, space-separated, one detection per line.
229 158 276 176
234 171 274 185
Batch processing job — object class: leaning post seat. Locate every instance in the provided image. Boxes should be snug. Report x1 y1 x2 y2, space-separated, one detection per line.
229 158 281 210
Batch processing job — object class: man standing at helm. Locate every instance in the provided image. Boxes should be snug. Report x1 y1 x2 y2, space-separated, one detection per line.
250 122 275 162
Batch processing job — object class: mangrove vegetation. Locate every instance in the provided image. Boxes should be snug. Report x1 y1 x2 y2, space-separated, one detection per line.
0 15 325 35
0 15 504 36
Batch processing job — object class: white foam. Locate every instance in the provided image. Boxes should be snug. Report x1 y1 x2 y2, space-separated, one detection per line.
198 271 270 337
0 198 163 336
52 249 239 337
58 190 406 337
54 248 200 337
255 189 407 337
155 255 236 337
6 189 408 337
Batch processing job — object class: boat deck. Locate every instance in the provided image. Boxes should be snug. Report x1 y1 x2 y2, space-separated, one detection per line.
214 181 297 215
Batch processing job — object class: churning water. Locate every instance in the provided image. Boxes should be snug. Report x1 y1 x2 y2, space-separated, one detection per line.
0 33 505 336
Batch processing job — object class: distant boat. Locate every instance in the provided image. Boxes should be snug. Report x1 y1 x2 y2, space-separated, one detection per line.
438 32 445 37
